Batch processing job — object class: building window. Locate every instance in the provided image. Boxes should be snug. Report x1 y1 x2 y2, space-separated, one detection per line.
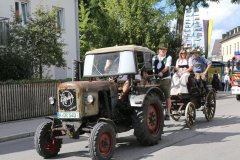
56 8 64 30
238 42 239 52
15 1 30 25
226 46 228 55
15 2 19 17
21 2 28 24
0 18 9 46
230 45 231 55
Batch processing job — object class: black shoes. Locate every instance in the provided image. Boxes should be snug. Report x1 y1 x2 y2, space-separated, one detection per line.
165 114 170 120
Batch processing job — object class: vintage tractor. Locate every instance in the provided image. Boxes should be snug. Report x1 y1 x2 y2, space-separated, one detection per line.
34 45 165 160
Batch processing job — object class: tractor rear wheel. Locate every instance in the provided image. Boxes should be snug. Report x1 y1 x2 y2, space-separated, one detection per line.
132 93 164 146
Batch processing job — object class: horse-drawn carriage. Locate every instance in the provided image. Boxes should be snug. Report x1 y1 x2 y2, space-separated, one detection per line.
170 72 216 128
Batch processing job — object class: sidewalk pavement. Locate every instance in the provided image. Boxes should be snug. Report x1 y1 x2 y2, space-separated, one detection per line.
215 90 233 98
0 91 233 143
0 117 48 143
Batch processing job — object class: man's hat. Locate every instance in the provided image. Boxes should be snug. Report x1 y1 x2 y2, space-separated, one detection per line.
159 43 168 50
192 49 199 54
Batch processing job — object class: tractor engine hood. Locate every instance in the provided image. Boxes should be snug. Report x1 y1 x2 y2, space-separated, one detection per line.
58 81 117 92
57 81 118 118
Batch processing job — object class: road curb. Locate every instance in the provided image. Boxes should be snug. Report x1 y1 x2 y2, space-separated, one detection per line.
0 132 35 143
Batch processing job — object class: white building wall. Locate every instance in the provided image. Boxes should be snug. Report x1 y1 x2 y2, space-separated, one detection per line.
0 0 80 79
222 35 240 62
0 0 14 18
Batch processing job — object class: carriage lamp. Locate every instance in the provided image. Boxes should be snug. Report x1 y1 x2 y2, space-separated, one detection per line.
49 97 56 105
87 95 94 104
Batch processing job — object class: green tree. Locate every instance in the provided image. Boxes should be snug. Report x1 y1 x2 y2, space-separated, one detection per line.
0 14 33 81
1 7 66 80
79 0 122 54
79 0 95 60
78 0 240 65
0 47 33 81
231 0 240 3
79 0 174 53
27 7 66 79
102 0 169 50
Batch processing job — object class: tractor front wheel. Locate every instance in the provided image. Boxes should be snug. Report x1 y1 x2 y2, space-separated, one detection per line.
89 122 116 160
34 121 62 158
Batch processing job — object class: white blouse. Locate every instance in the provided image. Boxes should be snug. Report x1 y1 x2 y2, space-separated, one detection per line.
176 59 188 68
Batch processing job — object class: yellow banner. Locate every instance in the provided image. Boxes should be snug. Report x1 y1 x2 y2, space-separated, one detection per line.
208 19 213 58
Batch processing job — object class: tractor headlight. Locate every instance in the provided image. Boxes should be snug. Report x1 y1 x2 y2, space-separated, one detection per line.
87 95 94 104
49 97 56 105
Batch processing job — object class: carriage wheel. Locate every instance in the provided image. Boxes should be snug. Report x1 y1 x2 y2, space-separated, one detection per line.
204 90 216 121
170 107 181 121
185 102 196 128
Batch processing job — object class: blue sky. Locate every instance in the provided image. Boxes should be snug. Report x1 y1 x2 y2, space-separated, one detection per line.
199 0 240 52
157 0 240 53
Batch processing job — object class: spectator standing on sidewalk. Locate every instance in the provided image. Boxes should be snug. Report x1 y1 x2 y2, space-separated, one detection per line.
221 73 225 91
211 70 220 92
224 72 230 92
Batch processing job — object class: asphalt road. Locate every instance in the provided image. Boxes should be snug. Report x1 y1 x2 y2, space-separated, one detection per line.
0 92 239 160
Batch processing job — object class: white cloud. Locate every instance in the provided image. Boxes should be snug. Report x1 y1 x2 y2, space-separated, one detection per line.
199 0 240 53
200 1 237 23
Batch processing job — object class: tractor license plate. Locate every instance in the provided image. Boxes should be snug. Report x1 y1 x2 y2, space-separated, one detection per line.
57 112 80 119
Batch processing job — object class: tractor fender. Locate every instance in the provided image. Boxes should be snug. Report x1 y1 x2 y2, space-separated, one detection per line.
97 118 117 132
129 87 165 107
45 116 62 126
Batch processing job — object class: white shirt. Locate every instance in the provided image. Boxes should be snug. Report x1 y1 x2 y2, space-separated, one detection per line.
221 75 225 82
158 55 172 79
176 59 188 72
224 75 230 83
159 55 172 67
176 59 188 67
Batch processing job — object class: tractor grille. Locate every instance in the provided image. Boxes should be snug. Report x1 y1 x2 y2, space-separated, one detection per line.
59 89 77 111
